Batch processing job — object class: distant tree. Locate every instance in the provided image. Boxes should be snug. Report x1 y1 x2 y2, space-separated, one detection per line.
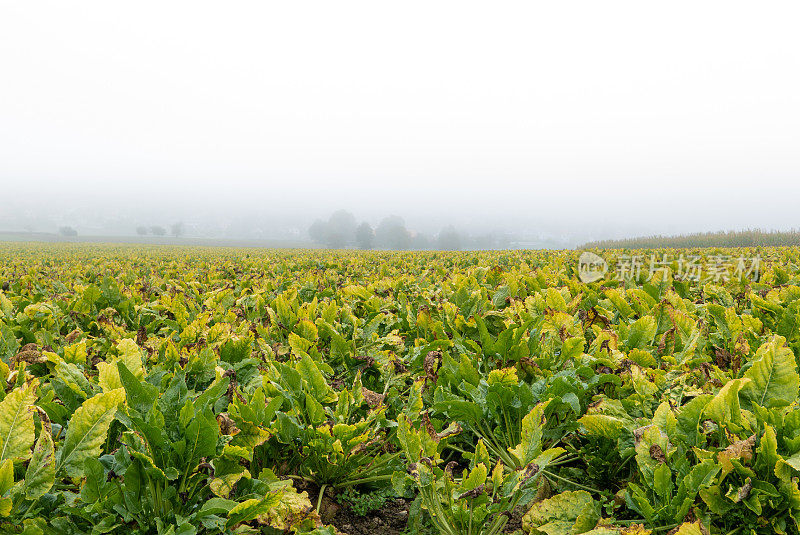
355 222 374 249
375 216 411 250
307 210 358 248
410 232 431 250
136 226 149 236
325 210 357 248
150 225 166 236
472 234 494 250
437 225 463 251
308 219 327 243
170 222 185 237
59 226 78 237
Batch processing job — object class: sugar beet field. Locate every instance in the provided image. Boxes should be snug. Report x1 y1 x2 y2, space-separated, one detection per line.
1 243 799 535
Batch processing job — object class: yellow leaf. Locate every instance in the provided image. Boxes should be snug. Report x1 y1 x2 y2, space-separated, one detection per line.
98 338 144 391
0 381 38 462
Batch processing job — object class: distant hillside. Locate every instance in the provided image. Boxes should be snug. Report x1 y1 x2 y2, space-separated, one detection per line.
579 229 800 249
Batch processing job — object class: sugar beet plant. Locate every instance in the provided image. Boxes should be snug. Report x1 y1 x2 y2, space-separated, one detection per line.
3 243 800 534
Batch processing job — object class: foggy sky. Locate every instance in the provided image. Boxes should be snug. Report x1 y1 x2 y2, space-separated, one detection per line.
1 1 799 244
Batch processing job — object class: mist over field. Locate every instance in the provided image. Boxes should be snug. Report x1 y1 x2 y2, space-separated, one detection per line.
2 1 799 248
4 4 800 531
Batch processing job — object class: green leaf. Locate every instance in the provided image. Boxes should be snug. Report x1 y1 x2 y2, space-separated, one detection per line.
304 393 325 426
225 494 282 529
0 459 13 495
220 335 253 365
509 402 548 467
198 497 238 517
0 381 38 462
740 336 799 409
56 389 125 478
118 360 158 416
676 394 711 447
19 518 47 535
297 354 336 403
545 288 568 312
626 316 657 349
605 289 633 319
703 378 749 432
578 414 625 440
624 482 655 521
82 285 102 305
653 463 672 500
674 459 721 521
434 398 483 427
24 427 55 499
181 403 218 465
755 425 780 474
0 293 13 319
462 463 488 491
0 323 19 361
80 457 106 503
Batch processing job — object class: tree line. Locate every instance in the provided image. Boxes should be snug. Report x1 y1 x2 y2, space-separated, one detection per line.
135 222 185 237
308 210 466 250
56 223 187 238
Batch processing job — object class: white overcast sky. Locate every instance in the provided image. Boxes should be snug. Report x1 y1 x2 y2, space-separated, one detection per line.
1 1 799 238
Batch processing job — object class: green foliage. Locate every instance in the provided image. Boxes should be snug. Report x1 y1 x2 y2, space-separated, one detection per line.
0 243 800 534
335 487 392 517
394 411 562 535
